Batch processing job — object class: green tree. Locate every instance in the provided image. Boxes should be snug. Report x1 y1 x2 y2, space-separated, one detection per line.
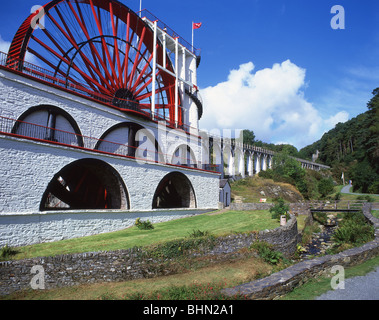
272 152 305 183
318 177 335 198
269 198 290 220
349 159 378 193
241 129 256 145
365 88 379 168
275 144 299 157
298 87 379 194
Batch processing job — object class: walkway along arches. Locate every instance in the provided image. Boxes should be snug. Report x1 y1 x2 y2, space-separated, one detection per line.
40 158 130 211
152 172 197 209
95 122 164 162
11 105 84 147
171 144 198 168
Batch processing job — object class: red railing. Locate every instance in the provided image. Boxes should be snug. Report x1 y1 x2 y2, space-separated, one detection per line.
0 115 220 173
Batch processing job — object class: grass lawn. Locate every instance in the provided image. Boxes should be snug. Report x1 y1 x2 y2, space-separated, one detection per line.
8 210 278 261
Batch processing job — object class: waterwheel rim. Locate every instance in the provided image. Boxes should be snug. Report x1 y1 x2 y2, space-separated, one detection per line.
7 0 179 121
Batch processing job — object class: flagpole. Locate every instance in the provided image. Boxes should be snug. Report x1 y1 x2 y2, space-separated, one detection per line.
192 21 194 50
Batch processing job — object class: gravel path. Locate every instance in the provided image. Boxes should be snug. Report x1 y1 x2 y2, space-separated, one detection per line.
341 183 379 196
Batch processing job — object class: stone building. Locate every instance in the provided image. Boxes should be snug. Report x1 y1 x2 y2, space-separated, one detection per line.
0 0 219 247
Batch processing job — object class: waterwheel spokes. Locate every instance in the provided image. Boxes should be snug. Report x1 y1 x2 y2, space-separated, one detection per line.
7 0 180 121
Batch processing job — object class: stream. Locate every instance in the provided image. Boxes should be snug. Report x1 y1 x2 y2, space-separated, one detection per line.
299 224 338 260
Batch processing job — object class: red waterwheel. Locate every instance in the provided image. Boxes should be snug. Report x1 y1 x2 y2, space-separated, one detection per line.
7 0 180 124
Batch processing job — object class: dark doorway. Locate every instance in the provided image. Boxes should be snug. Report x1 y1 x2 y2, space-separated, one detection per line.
40 159 129 211
152 172 197 209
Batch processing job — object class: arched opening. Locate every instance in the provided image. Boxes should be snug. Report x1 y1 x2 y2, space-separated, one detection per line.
12 105 84 147
171 144 197 168
152 172 196 209
95 122 164 162
40 159 129 211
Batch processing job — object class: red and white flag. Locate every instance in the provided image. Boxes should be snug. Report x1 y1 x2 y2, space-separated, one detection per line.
193 22 202 29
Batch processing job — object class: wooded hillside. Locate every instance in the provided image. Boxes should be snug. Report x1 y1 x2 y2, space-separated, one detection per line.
298 88 379 194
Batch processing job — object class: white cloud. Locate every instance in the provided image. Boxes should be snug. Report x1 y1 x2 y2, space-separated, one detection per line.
0 34 37 64
0 35 11 54
199 60 349 149
324 111 349 129
347 66 379 82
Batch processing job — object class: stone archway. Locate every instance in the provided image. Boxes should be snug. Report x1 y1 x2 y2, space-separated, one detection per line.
152 172 197 209
40 158 129 211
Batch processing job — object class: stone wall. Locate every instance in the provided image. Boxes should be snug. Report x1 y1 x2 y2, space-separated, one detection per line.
222 203 379 300
230 203 274 211
258 214 298 257
230 202 311 216
0 209 212 248
0 213 299 296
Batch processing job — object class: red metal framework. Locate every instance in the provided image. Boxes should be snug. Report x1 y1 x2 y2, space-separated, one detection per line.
6 0 181 125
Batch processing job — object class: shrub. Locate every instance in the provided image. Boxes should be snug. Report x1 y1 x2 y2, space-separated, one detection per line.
0 244 18 260
149 236 216 259
368 181 379 194
357 195 374 202
312 211 328 225
250 241 283 265
269 197 290 221
188 229 211 238
318 178 335 198
258 169 274 180
332 211 375 245
135 218 154 230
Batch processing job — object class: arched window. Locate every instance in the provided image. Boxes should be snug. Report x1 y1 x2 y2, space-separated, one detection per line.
152 172 196 209
171 145 197 168
95 122 164 162
12 105 84 147
40 159 129 211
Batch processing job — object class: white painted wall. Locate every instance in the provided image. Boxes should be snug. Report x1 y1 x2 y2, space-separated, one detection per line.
0 136 220 213
0 135 219 247
0 69 220 247
0 70 202 163
0 209 211 247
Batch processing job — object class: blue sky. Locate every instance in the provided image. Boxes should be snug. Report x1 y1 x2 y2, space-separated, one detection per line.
1 0 378 149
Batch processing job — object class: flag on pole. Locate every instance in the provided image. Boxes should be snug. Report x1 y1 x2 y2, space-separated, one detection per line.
192 22 202 50
193 22 202 29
